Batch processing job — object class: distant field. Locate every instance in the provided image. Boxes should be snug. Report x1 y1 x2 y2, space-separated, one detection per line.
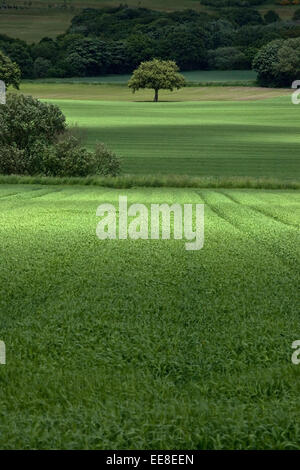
0 10 74 43
38 95 298 179
17 82 288 101
28 70 257 84
0 1 295 42
0 184 299 449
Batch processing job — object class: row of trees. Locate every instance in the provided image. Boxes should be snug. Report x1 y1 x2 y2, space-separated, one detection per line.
1 5 300 79
0 4 300 88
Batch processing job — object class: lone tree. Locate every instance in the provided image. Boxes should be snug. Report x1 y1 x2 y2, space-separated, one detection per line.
0 50 21 89
128 59 185 102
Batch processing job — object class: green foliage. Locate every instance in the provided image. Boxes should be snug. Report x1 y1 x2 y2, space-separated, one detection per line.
0 91 66 175
253 38 300 86
0 37 33 79
33 57 52 78
51 136 120 177
159 29 208 71
264 10 280 24
1 5 300 78
293 9 300 22
60 37 111 77
0 93 121 177
0 50 21 88
63 52 87 77
31 37 58 62
51 136 100 177
128 59 185 101
94 142 121 177
0 93 66 149
220 7 263 27
207 47 249 69
0 145 26 175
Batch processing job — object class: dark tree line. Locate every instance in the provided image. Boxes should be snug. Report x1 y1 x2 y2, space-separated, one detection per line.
0 4 298 81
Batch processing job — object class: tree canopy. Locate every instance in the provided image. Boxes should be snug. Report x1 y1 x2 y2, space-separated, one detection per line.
128 59 185 102
0 50 21 89
253 38 300 87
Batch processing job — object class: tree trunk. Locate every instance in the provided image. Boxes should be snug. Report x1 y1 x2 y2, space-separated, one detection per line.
153 89 159 102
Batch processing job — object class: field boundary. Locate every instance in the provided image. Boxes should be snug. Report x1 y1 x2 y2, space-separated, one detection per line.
22 80 258 87
0 174 299 190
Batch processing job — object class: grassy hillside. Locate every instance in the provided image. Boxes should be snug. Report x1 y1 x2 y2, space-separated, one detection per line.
0 184 299 449
30 95 297 179
0 0 296 42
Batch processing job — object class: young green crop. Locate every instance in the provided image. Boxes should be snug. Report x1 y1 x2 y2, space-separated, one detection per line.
0 184 299 449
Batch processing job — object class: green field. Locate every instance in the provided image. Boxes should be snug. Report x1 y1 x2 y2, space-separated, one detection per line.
1 72 299 450
39 95 298 179
19 82 289 102
26 70 257 84
0 184 299 449
0 0 299 452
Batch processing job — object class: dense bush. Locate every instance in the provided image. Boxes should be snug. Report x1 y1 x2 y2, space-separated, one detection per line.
253 38 300 86
50 138 121 177
0 93 66 148
93 143 121 177
0 145 26 175
0 93 121 177
0 50 20 88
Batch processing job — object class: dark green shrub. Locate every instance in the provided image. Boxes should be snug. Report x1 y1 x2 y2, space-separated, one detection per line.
0 93 121 177
0 93 66 149
93 143 121 177
0 140 56 176
53 136 97 177
52 138 121 177
0 50 21 89
27 140 57 176
0 145 26 174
